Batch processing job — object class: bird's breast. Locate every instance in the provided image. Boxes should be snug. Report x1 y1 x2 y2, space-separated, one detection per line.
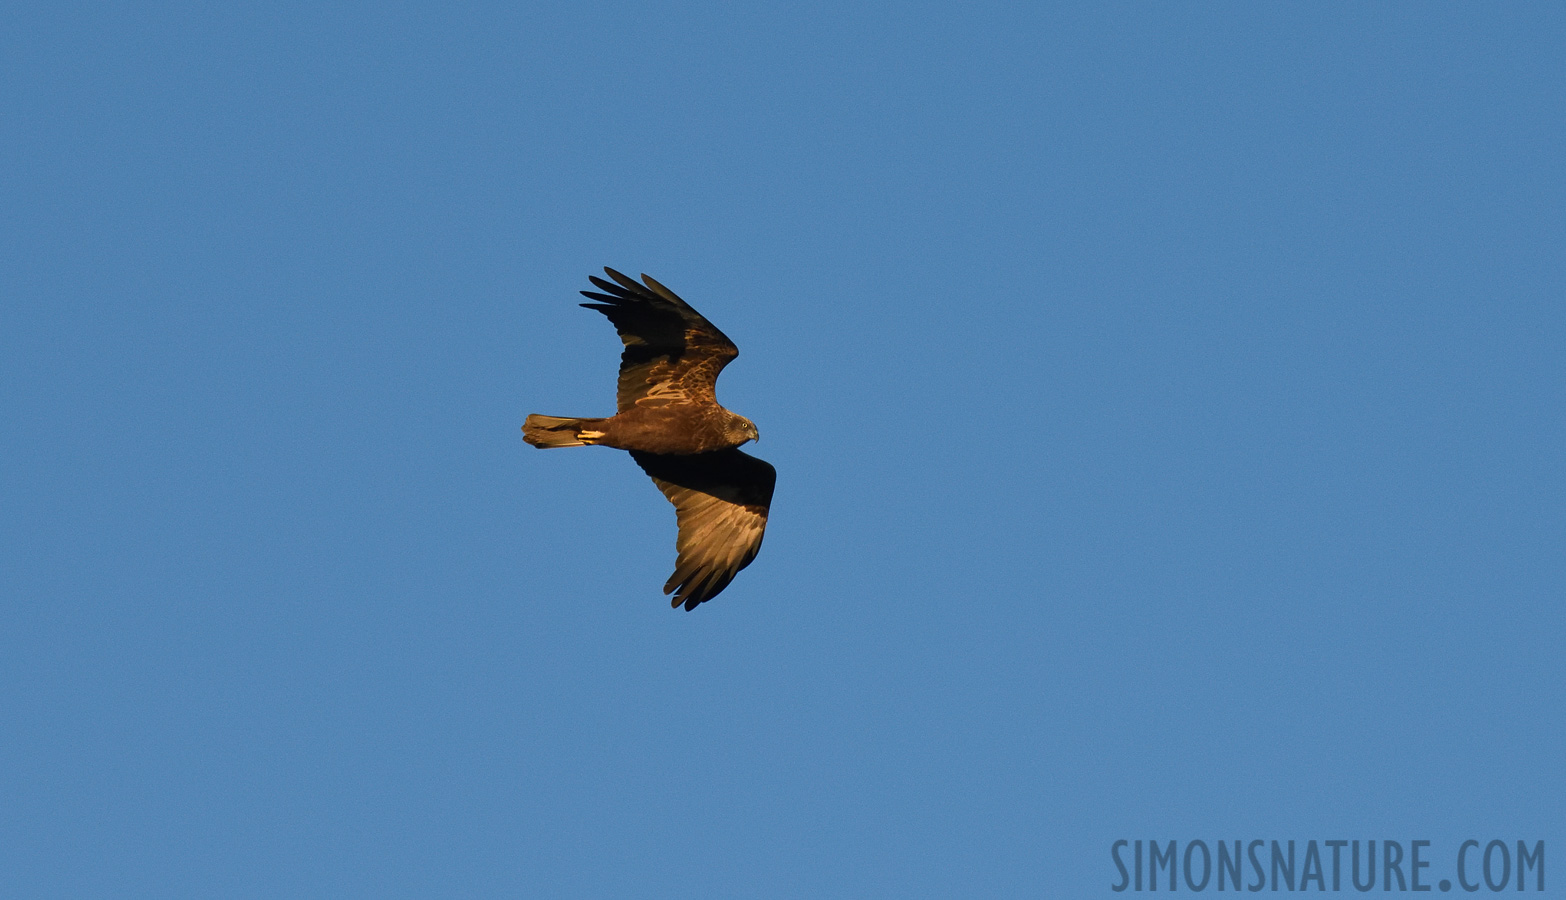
599 405 740 455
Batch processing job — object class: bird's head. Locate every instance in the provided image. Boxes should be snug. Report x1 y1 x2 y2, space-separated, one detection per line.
729 414 760 446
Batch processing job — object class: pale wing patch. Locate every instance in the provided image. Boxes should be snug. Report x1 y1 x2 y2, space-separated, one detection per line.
634 379 690 405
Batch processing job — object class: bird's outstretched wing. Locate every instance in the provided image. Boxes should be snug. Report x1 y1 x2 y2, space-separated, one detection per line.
630 449 776 610
579 268 739 412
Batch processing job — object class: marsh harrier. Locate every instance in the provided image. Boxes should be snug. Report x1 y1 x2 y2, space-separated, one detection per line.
523 269 775 610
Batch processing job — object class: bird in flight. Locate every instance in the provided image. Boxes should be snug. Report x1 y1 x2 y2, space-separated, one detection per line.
523 268 776 610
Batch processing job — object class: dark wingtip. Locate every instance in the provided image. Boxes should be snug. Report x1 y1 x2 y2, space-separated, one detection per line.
640 273 683 304
603 268 642 292
586 275 629 295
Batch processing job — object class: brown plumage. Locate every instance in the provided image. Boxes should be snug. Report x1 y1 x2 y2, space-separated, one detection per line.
522 268 776 610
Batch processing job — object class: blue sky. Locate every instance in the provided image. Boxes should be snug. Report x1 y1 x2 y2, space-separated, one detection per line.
2 2 1562 896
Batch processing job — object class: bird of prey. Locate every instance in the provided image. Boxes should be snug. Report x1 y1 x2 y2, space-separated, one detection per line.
522 268 776 610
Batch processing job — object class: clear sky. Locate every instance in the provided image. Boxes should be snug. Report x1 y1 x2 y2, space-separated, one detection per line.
2 2 1562 896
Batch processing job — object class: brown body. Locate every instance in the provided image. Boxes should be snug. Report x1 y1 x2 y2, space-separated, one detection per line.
522 269 774 610
525 403 754 456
